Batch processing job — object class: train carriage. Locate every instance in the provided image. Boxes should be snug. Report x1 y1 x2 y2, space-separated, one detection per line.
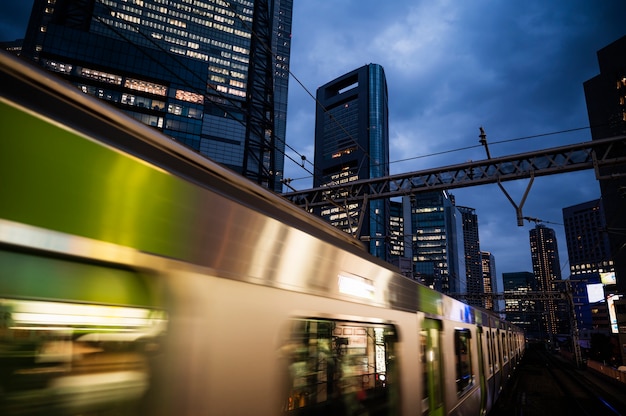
0 51 524 416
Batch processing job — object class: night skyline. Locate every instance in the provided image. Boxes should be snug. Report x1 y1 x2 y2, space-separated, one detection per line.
2 1 626 278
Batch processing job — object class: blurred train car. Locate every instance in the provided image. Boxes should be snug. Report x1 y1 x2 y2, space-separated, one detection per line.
0 51 524 416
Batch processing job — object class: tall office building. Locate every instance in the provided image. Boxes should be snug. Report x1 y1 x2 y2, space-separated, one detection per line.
503 272 541 339
583 35 626 293
403 191 466 294
583 36 626 364
458 206 483 307
529 224 562 343
563 199 613 277
21 0 293 192
481 251 496 310
389 200 405 259
313 63 390 260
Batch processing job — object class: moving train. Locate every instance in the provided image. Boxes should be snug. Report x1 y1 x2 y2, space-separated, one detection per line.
0 51 524 415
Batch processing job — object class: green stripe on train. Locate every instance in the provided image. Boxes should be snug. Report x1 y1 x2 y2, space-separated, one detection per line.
0 250 160 307
0 99 198 259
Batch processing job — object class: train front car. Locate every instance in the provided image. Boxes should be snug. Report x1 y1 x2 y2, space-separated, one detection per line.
0 51 524 416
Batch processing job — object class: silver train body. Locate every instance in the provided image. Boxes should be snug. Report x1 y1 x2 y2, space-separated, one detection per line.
0 52 524 415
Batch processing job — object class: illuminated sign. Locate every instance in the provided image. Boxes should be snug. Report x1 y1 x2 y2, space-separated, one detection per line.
608 294 622 334
338 273 375 299
600 271 616 285
586 283 605 303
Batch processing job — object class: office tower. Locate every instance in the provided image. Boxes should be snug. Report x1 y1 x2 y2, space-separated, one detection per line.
389 200 413 277
529 224 562 343
563 199 613 277
481 251 496 310
313 63 389 260
21 0 293 192
503 272 541 339
389 200 405 258
569 274 610 339
403 191 466 294
458 206 483 307
583 35 626 293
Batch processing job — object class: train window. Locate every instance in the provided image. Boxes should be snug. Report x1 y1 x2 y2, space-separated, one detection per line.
492 331 499 372
0 250 167 415
486 332 493 375
501 332 508 363
282 318 399 415
454 329 474 395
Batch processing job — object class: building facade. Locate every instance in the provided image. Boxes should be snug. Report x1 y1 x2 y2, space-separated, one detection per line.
458 206 483 307
403 191 465 294
481 251 496 311
583 35 626 294
503 272 541 339
583 36 626 363
313 63 390 260
21 0 293 192
562 199 613 277
529 224 562 344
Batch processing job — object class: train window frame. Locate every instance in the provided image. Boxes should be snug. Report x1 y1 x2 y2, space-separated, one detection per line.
501 332 508 363
454 328 474 396
486 331 493 375
281 317 399 415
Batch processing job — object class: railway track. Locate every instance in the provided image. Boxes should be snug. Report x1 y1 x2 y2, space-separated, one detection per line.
490 345 626 416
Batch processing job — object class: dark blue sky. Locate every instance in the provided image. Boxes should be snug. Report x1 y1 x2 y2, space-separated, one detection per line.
2 1 625 278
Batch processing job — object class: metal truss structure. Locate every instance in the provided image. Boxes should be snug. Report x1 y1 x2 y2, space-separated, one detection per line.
282 135 626 214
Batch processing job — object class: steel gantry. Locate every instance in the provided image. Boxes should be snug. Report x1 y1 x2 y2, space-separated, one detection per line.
281 135 626 223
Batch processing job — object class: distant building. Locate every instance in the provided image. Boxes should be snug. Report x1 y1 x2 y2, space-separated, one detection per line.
0 39 22 54
569 274 610 341
481 251 496 310
503 271 541 339
20 0 293 192
583 35 626 364
389 200 405 257
458 206 483 307
403 191 466 294
529 224 562 343
562 199 613 276
313 63 390 260
583 35 626 294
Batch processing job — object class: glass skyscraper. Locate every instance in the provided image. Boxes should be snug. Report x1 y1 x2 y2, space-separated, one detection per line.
21 0 292 192
403 191 465 294
313 63 390 260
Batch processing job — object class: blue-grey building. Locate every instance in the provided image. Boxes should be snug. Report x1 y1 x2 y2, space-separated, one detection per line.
313 63 390 260
20 0 293 192
403 191 466 294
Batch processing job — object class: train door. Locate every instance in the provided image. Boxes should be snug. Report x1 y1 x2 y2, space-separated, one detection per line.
476 327 487 416
420 319 444 416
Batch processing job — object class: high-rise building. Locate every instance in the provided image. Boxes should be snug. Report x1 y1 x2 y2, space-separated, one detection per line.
563 199 613 276
389 200 405 258
503 272 541 339
529 224 562 343
313 63 389 260
403 191 466 294
20 0 293 192
481 251 496 310
583 36 626 364
562 199 615 352
583 35 626 294
458 206 483 307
